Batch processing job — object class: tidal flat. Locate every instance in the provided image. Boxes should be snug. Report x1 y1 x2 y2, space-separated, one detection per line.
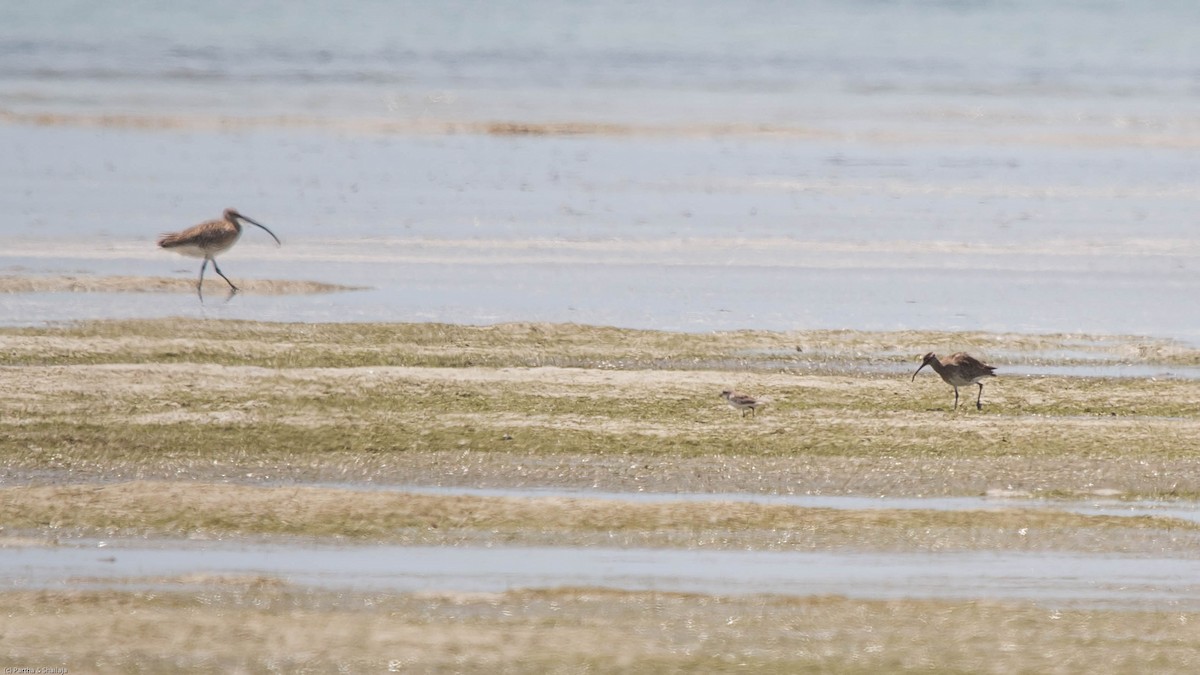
2 318 1200 672
3 318 1200 497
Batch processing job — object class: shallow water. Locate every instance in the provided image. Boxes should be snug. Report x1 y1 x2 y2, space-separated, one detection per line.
5 1 1200 130
6 541 1199 610
326 484 1200 525
2 2 1200 339
3 126 1200 338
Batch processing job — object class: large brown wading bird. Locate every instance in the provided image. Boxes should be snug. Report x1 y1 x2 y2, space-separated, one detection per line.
157 208 281 300
912 352 997 411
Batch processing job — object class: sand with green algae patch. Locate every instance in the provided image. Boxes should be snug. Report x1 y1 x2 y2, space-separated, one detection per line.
2 319 1199 497
4 586 1200 674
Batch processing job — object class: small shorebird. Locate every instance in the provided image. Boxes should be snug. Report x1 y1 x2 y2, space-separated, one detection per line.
157 208 281 300
720 389 765 417
911 352 997 411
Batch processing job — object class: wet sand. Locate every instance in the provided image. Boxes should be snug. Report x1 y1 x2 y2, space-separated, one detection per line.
5 585 1198 673
0 274 363 295
12 107 1200 148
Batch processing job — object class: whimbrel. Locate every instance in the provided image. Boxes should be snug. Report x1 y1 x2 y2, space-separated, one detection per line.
911 352 996 411
720 389 765 417
157 208 281 300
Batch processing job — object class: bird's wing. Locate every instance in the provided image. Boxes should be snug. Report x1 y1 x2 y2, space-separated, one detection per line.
157 220 226 249
950 352 996 375
947 352 977 366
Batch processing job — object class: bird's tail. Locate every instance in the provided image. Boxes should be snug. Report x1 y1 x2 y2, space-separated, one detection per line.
157 232 185 248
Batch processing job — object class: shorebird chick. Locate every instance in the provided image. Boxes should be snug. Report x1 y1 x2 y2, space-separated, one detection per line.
911 352 997 411
720 389 765 417
157 208 281 300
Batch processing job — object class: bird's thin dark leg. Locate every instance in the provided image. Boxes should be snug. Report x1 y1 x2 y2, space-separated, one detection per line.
211 259 239 293
197 258 209 302
976 383 984 411
953 387 959 410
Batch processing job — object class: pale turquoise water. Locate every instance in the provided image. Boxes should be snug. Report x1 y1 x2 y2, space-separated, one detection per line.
2 1 1200 338
5 1 1200 125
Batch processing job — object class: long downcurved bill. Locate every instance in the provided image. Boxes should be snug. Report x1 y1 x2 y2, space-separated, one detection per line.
911 363 928 381
236 214 282 246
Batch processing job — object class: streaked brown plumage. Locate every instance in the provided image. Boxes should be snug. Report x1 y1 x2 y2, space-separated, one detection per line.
912 352 996 411
157 208 280 300
720 389 765 417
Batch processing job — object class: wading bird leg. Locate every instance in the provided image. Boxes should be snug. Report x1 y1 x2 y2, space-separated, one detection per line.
197 258 209 302
211 259 239 293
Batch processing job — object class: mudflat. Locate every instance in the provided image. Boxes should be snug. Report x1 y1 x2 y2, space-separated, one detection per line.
2 318 1199 672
